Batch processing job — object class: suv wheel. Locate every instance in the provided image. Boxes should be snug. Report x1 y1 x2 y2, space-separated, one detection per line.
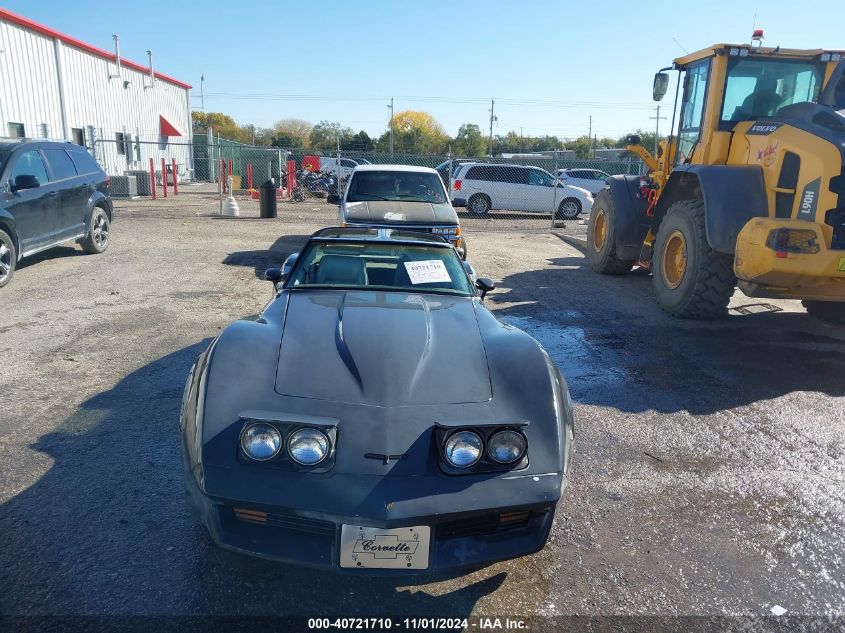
468 194 491 215
0 229 16 288
82 207 110 254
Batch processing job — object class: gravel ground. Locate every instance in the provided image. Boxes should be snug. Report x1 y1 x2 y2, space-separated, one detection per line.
1 196 844 629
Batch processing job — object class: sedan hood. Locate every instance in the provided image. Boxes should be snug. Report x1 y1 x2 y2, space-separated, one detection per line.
345 200 458 225
275 290 491 406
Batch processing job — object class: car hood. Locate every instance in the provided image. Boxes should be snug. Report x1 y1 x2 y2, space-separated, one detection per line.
275 290 491 406
344 200 458 225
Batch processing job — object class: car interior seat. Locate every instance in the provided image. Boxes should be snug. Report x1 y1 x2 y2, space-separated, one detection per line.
314 255 368 285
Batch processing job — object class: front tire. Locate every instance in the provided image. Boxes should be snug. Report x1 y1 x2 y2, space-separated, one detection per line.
652 199 736 319
0 229 16 288
557 197 581 220
586 188 635 275
802 300 845 323
467 194 491 215
81 206 110 254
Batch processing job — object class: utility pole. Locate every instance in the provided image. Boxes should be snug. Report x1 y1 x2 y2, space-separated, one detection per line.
388 97 394 156
588 115 593 159
251 124 255 145
649 105 667 156
488 99 497 157
200 74 205 111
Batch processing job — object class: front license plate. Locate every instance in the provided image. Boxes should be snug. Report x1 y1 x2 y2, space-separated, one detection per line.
339 524 430 569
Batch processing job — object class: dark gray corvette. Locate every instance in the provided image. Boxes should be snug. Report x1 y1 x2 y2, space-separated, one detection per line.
180 227 574 573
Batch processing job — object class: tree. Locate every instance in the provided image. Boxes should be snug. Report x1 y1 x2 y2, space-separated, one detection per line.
272 118 313 148
309 120 355 153
192 112 248 142
342 131 374 152
389 110 449 154
453 124 486 157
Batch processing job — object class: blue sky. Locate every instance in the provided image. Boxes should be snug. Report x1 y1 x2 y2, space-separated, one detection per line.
6 0 845 140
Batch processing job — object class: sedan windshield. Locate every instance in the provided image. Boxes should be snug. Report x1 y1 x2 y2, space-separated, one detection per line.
347 171 448 204
288 242 473 295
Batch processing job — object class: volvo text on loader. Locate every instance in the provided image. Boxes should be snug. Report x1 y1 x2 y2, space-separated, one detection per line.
587 34 845 320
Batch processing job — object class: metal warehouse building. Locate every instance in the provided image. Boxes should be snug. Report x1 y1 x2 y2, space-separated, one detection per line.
0 8 193 182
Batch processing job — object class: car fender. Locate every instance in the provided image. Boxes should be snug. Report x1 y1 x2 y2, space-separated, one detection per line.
0 208 20 257
476 306 572 474
652 164 768 254
85 190 113 229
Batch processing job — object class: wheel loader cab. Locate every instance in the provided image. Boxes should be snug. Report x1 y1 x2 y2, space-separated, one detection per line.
586 41 845 320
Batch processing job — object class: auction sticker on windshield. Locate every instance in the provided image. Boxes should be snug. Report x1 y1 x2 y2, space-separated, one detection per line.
340 525 431 569
404 260 451 284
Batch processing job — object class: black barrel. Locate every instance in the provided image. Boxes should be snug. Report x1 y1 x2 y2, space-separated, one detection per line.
259 178 278 218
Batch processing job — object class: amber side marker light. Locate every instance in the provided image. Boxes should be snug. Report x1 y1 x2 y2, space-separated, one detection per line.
234 508 268 525
498 510 531 527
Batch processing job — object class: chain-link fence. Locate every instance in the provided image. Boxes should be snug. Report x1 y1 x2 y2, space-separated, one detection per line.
88 132 644 233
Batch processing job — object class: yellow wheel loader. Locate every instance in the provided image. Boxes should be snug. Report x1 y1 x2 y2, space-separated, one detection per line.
587 37 845 319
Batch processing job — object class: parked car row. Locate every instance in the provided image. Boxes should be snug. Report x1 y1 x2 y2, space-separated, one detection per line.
0 138 113 288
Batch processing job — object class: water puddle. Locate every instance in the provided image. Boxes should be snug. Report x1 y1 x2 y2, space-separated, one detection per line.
502 315 628 396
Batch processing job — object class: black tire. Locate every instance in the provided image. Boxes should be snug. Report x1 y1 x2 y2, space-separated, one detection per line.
652 199 736 319
586 188 635 275
0 229 16 288
802 300 845 323
557 197 581 220
81 206 110 254
467 194 491 216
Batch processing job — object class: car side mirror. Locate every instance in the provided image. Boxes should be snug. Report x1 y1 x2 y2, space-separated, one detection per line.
264 267 283 283
476 277 495 299
326 193 340 205
653 72 669 102
12 174 40 192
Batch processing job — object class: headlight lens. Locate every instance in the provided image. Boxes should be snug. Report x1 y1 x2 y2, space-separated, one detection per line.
288 428 330 465
487 430 527 464
240 424 282 461
444 430 483 468
432 226 460 239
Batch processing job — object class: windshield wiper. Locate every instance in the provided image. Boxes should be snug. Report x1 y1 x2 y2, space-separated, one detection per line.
349 194 391 201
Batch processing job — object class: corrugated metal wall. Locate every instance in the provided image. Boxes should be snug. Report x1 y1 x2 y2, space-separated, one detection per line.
0 16 193 178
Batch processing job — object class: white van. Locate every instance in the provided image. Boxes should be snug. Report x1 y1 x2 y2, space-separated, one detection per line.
319 157 360 179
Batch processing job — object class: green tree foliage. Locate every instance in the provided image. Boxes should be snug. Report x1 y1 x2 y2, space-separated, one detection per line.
309 121 355 152
453 124 486 157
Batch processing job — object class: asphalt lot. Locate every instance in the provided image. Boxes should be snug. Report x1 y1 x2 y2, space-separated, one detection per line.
1 196 844 626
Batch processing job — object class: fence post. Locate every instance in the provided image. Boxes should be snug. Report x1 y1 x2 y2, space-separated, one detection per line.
551 151 559 228
149 158 156 200
336 148 342 200
172 158 178 195
247 163 253 190
447 145 453 192
161 158 168 198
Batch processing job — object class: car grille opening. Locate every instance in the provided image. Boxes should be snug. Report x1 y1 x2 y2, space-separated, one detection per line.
232 507 335 535
438 510 532 540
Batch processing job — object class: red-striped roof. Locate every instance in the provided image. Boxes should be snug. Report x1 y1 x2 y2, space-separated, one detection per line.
0 7 192 90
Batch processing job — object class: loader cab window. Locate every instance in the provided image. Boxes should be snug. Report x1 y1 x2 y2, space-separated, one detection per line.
677 61 710 164
720 58 825 128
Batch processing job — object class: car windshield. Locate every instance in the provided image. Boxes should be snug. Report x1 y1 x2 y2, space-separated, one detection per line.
346 170 448 204
288 241 473 296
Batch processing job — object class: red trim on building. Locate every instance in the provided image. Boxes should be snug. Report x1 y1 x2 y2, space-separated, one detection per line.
0 7 192 90
159 115 183 137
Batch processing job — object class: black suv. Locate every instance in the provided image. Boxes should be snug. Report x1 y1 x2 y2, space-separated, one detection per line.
0 139 112 287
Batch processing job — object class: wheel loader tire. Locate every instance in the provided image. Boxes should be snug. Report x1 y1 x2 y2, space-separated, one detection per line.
586 188 635 275
802 300 845 323
652 199 736 319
